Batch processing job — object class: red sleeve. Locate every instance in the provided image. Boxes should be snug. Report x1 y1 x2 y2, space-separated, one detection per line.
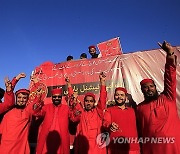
68 87 73 96
69 102 83 122
96 85 107 118
103 109 112 130
163 57 176 101
25 96 44 116
0 91 15 114
11 77 19 91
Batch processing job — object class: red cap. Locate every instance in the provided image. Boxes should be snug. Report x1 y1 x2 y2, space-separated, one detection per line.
140 79 154 86
15 89 30 96
51 88 62 95
84 92 96 100
115 87 127 94
88 45 96 50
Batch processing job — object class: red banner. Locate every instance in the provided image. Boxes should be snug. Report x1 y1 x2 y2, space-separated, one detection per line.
30 46 180 116
97 37 122 57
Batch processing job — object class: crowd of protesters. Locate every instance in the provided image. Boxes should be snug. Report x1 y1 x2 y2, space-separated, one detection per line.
0 41 179 154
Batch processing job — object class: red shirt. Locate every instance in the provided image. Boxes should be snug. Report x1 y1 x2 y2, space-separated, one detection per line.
137 57 180 154
103 106 140 154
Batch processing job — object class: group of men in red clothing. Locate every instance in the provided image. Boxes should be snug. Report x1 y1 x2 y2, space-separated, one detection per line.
0 40 179 154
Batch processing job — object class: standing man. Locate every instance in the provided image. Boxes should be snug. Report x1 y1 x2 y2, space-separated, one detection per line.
70 72 107 154
136 41 180 154
88 45 99 58
0 73 42 154
0 77 15 114
103 87 140 154
35 82 73 154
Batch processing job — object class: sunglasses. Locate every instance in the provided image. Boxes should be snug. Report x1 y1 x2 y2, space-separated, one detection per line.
52 95 62 99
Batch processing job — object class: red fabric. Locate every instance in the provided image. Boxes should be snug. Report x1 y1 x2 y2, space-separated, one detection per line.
51 88 62 95
97 37 122 57
88 45 96 49
70 85 107 154
115 87 127 94
140 79 154 86
84 92 96 100
103 106 140 154
0 91 14 114
36 103 70 154
36 87 73 154
137 57 180 154
15 89 30 95
0 96 41 154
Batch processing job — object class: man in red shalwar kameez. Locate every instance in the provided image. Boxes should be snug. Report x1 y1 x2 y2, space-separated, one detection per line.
0 73 42 154
0 77 15 115
103 87 140 154
136 41 180 154
35 79 74 154
69 72 107 154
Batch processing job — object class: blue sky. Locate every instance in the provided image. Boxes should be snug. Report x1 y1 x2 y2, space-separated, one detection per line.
0 0 180 91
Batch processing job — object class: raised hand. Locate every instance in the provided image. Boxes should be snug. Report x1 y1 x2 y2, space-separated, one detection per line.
30 74 39 83
158 41 174 55
65 76 72 88
4 77 12 92
110 122 119 132
65 76 70 83
16 72 26 80
99 72 106 85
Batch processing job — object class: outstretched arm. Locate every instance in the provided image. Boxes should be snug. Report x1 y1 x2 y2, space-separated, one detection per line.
97 72 107 118
0 77 15 114
11 72 26 91
158 41 177 100
65 77 83 122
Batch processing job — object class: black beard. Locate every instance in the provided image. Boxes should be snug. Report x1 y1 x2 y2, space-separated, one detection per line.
15 105 26 109
144 91 159 101
53 101 61 106
115 100 126 107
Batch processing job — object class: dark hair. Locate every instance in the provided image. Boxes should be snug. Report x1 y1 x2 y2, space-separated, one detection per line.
66 55 73 61
0 87 5 99
80 53 87 59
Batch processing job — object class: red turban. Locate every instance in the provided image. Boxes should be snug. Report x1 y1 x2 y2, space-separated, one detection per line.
51 88 62 95
15 89 30 96
88 45 96 50
84 92 96 100
115 87 127 94
140 79 154 86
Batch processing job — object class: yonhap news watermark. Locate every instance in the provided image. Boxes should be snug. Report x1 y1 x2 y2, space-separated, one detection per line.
96 132 175 148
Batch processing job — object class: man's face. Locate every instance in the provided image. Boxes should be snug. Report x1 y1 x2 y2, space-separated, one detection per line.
84 96 95 111
89 48 96 56
52 94 62 106
16 93 29 107
141 82 158 100
114 90 126 106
